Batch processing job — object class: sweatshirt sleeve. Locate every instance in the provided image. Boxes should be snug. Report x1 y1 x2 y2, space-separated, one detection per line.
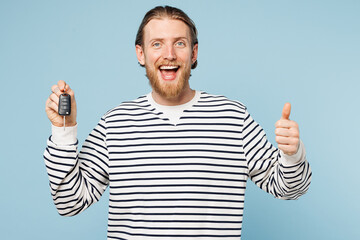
242 109 312 200
43 117 109 216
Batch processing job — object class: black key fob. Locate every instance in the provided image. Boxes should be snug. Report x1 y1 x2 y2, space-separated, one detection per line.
58 93 71 116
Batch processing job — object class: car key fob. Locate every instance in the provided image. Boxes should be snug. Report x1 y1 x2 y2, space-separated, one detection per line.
58 93 71 116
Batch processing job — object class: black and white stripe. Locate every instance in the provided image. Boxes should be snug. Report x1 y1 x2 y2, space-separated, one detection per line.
44 92 311 239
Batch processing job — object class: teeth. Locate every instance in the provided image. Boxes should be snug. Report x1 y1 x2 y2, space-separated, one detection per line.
160 65 179 70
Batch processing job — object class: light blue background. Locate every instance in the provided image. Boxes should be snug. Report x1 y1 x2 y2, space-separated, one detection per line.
1 0 359 239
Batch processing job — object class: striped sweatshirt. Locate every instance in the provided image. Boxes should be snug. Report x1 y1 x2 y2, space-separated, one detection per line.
44 91 312 240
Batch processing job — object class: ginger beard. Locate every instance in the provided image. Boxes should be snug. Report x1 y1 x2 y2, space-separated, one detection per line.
145 59 191 99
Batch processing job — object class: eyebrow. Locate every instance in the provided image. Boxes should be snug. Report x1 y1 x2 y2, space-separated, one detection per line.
148 37 189 43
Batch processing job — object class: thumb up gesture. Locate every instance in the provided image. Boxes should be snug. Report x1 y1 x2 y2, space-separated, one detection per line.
275 103 300 156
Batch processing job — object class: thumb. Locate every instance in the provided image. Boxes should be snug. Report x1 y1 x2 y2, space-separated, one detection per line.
57 80 67 92
281 102 291 119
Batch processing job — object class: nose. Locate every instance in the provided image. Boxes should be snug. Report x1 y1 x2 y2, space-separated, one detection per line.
163 45 176 61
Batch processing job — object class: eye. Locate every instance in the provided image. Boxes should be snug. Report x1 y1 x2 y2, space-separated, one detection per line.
176 41 185 47
152 42 161 48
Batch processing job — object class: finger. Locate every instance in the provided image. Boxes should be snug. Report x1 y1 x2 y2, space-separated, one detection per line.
49 93 59 105
46 97 59 113
275 128 299 138
275 128 292 137
281 102 291 120
275 119 298 129
45 98 51 111
51 84 62 96
275 136 289 145
276 136 299 146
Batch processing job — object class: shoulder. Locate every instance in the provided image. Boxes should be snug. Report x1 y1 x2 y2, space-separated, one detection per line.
198 91 247 112
102 94 153 119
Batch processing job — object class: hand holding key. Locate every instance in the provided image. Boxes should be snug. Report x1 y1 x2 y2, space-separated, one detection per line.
46 80 77 128
275 103 300 156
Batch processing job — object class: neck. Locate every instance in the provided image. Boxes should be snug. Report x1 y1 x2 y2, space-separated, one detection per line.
152 87 195 106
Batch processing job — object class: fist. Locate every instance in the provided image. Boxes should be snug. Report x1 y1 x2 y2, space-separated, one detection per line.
275 103 300 156
45 80 77 127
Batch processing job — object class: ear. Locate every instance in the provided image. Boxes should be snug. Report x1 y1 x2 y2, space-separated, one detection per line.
136 45 145 65
191 43 198 65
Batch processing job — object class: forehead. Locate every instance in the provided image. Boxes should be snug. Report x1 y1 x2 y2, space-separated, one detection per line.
143 18 191 42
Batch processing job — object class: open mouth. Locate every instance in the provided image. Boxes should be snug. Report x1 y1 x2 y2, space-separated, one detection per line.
159 65 180 81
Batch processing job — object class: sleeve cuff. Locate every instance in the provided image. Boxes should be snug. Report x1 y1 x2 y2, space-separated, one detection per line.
51 124 78 145
280 140 306 166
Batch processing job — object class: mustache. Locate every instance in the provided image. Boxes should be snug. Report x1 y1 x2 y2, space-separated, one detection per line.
156 60 182 68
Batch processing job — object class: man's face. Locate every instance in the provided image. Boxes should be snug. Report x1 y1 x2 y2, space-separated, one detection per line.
136 18 198 99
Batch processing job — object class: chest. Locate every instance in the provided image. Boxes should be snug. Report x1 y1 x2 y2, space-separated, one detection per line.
106 119 249 184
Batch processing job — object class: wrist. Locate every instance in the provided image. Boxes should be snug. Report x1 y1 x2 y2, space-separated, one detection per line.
52 119 77 128
51 124 78 145
280 140 305 166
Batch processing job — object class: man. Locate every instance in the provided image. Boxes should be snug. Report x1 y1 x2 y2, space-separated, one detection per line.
44 6 311 240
